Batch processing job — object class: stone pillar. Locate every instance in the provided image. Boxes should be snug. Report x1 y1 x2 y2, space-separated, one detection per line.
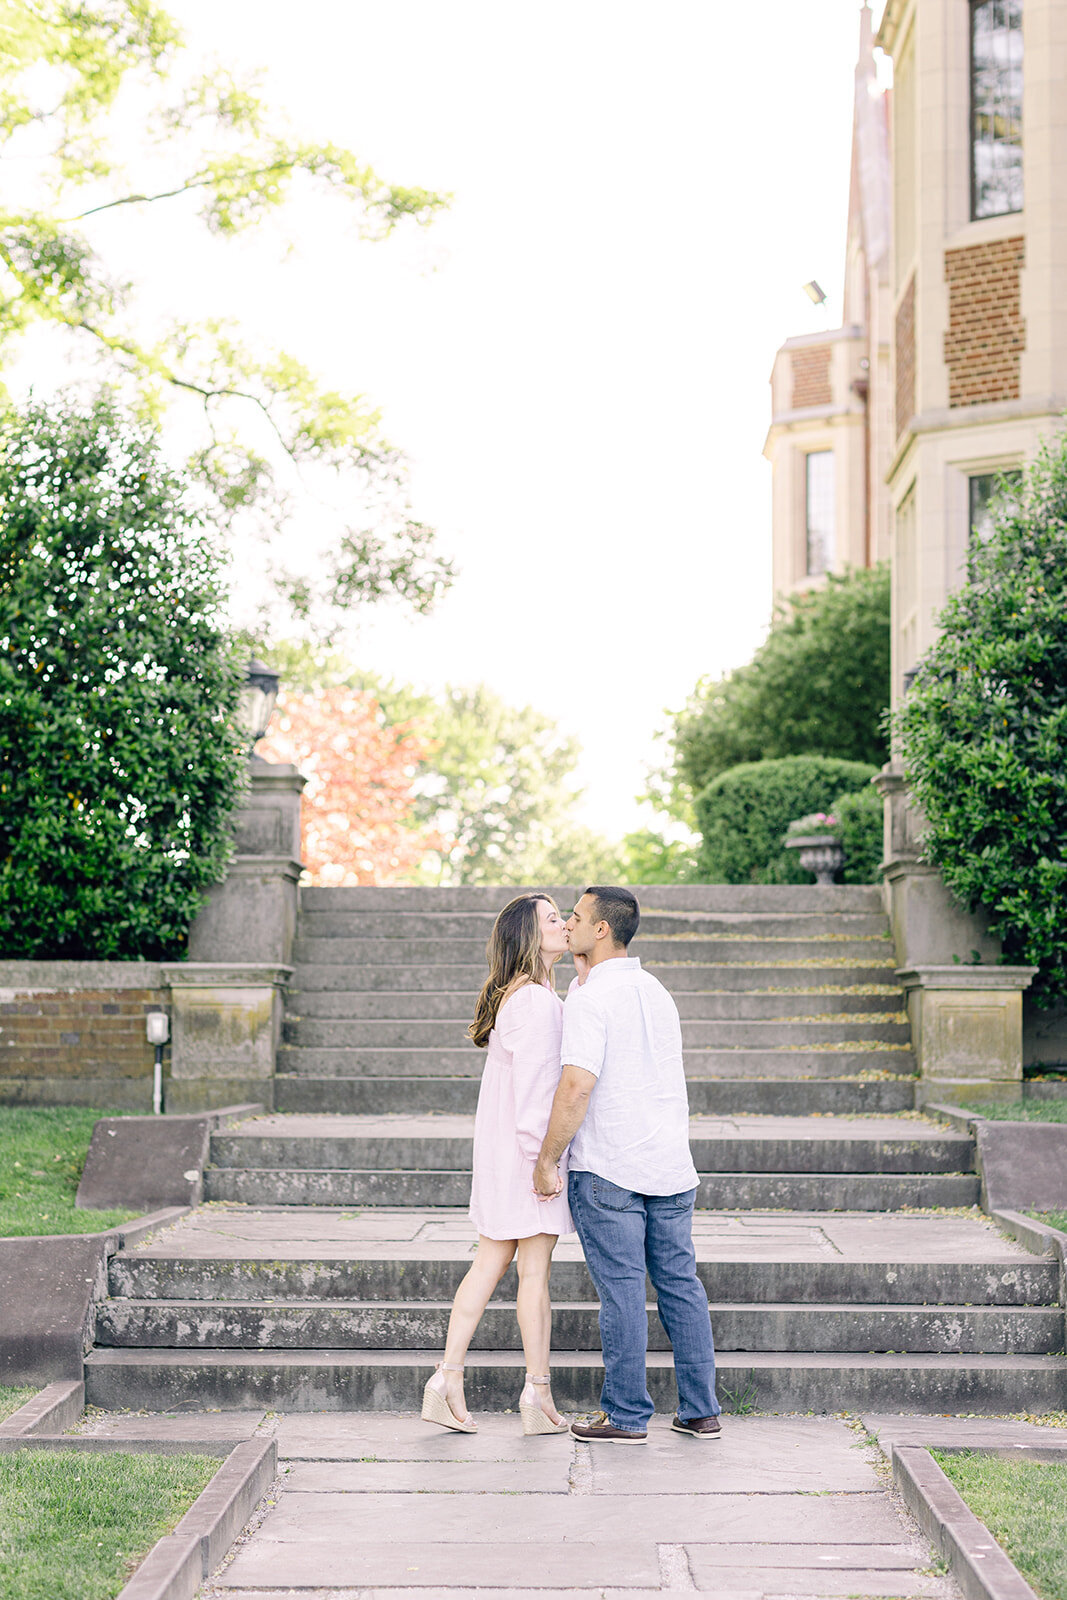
170 758 306 1111
187 758 305 966
897 965 1036 1107
874 763 1001 968
162 963 292 1113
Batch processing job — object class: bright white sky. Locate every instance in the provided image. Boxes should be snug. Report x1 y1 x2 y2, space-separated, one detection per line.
34 0 877 839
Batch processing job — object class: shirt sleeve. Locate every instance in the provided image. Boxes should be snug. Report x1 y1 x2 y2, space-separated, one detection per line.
560 986 607 1079
496 985 565 1161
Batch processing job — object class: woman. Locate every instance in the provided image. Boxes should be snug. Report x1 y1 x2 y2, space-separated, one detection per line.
421 893 573 1436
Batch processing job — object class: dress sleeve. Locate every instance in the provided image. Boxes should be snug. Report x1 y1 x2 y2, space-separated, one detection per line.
496 985 564 1161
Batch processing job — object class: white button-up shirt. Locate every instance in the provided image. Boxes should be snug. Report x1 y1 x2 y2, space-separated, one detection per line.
561 956 698 1196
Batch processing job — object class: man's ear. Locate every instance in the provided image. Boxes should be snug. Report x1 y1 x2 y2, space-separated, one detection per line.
593 920 610 942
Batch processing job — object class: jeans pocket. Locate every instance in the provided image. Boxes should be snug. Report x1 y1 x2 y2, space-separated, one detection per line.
591 1176 639 1212
674 1187 697 1211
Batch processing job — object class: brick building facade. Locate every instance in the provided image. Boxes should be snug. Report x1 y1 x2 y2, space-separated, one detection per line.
768 0 1066 710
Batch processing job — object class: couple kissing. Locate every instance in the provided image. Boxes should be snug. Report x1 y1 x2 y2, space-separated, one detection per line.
420 886 722 1445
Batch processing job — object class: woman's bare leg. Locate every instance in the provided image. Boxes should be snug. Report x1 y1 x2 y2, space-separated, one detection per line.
515 1232 562 1423
432 1235 517 1419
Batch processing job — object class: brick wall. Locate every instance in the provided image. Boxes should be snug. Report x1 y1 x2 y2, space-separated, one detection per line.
791 344 832 409
895 273 916 437
944 236 1025 407
0 965 168 1109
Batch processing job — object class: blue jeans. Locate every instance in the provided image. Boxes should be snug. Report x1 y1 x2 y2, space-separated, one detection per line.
569 1170 720 1431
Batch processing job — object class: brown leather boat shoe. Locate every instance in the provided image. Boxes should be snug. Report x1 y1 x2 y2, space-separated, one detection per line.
570 1411 648 1445
671 1415 722 1439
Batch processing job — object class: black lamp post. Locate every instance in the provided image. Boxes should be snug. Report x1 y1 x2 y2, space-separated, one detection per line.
238 657 280 754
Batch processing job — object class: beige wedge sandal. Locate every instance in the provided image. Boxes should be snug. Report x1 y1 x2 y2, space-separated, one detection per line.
421 1362 477 1434
519 1373 569 1436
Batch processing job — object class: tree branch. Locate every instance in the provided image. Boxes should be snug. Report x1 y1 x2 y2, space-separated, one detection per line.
70 162 298 219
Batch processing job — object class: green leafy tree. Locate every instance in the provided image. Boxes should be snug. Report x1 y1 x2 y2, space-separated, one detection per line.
661 566 890 811
895 444 1067 1003
264 643 622 884
0 0 454 629
0 392 247 958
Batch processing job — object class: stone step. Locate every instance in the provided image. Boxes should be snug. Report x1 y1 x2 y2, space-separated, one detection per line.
275 1046 917 1079
292 936 897 966
299 885 886 913
107 1252 1060 1308
282 1016 913 1049
296 911 893 940
208 1120 972 1174
289 988 906 1021
201 1168 979 1209
283 1017 908 1056
289 962 898 993
94 1299 1064 1355
272 1075 916 1116
82 1346 1067 1415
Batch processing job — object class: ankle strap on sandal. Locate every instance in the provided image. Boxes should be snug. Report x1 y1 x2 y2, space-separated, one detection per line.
524 1373 551 1384
439 1362 464 1373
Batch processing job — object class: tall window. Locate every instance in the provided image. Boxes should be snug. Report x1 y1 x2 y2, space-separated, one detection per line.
971 0 1023 219
805 451 835 576
969 468 1021 541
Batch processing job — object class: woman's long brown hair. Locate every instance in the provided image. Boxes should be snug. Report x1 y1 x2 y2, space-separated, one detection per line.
468 894 559 1049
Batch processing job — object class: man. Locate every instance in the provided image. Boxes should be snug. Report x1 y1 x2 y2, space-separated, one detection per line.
533 886 721 1444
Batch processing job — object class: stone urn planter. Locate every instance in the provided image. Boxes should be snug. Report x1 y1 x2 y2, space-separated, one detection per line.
784 833 845 885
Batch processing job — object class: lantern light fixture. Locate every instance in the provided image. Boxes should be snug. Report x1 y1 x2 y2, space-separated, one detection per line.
238 657 280 752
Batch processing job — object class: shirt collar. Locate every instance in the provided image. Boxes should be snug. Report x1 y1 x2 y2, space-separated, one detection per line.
584 956 642 984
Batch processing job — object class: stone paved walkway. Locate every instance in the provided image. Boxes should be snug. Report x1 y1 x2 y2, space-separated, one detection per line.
131 1203 1020 1266
192 1411 961 1598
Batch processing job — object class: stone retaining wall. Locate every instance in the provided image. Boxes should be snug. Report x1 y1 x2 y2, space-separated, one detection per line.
0 963 169 1110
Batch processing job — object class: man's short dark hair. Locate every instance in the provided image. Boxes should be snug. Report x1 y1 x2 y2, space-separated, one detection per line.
585 885 640 948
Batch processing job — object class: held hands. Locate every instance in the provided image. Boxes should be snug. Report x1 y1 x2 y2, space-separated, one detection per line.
533 1155 564 1202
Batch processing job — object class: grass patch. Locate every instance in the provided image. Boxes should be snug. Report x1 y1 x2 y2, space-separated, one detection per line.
958 1101 1067 1123
1029 1210 1067 1236
0 1109 137 1237
0 1449 218 1600
932 1451 1067 1600
0 1387 37 1423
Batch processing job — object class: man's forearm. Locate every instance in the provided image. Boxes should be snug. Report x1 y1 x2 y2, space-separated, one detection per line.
538 1067 594 1165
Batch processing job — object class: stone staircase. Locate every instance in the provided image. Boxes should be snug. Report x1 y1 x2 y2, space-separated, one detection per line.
84 884 1067 1414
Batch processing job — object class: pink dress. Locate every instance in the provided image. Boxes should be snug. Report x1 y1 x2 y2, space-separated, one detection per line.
468 982 573 1241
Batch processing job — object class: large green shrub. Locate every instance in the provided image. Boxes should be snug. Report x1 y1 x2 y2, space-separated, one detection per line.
670 565 890 802
895 439 1067 1004
694 756 878 884
0 395 247 959
830 785 883 884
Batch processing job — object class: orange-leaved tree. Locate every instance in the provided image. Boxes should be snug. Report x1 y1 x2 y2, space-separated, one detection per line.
258 688 446 885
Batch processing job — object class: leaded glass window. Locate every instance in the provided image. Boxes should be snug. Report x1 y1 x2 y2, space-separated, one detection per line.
969 468 1021 541
805 452 835 576
971 0 1023 220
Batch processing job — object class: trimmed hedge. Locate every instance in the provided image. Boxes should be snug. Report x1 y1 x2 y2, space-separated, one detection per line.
694 756 878 884
831 785 883 884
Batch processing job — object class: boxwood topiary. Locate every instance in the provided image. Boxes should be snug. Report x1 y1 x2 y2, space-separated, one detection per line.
830 785 883 884
894 437 1067 1004
694 755 879 884
0 394 248 959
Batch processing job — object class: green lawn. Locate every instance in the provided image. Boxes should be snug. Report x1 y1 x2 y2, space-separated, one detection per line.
0 1387 37 1423
958 1101 1067 1122
1030 1210 1067 1236
0 1450 219 1600
932 1451 1067 1600
0 1109 136 1236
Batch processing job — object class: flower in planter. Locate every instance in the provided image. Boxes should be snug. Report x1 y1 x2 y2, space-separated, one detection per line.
783 812 841 842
